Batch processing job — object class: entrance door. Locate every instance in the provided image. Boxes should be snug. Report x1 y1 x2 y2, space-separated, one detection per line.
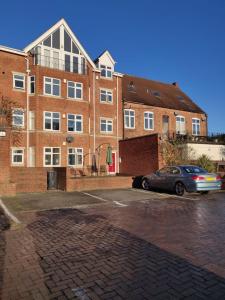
162 115 169 136
108 152 116 174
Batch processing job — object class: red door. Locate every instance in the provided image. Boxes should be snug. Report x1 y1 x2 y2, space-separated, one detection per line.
108 152 116 174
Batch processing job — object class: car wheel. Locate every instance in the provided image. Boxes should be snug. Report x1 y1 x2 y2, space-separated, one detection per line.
175 182 186 196
142 178 151 190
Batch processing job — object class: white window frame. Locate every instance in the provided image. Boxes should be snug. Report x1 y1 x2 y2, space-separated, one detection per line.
11 148 24 166
43 147 61 167
68 148 83 167
29 75 35 94
100 89 113 104
67 81 83 100
100 118 113 133
43 111 60 131
176 115 186 135
12 109 24 127
124 109 135 129
192 118 200 136
67 114 83 133
144 111 154 130
100 65 112 79
44 76 61 97
13 73 25 90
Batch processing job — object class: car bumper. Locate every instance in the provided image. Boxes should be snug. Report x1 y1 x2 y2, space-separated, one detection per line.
195 181 222 191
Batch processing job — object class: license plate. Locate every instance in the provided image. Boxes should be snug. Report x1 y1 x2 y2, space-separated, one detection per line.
206 177 216 181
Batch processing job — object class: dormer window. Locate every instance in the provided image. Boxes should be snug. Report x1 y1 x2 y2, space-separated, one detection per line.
100 65 112 78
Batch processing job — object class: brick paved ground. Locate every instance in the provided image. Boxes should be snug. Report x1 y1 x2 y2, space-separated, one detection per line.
1 191 225 299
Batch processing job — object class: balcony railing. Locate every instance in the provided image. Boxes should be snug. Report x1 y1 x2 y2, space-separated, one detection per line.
33 54 87 75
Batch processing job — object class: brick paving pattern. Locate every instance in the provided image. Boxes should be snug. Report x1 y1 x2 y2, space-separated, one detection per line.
1 196 225 299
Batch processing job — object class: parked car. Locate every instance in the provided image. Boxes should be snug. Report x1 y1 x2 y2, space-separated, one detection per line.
142 165 222 196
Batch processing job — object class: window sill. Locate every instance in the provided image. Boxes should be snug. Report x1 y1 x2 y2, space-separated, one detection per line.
42 94 62 99
100 101 113 105
13 88 26 92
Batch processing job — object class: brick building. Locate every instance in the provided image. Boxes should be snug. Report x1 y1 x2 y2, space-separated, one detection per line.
0 19 123 178
122 75 207 139
0 19 209 194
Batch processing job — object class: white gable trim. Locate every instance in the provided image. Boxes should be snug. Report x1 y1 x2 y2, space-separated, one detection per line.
0 45 26 56
23 18 97 69
96 50 116 65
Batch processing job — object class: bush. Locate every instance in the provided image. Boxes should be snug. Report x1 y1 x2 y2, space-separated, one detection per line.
196 154 215 173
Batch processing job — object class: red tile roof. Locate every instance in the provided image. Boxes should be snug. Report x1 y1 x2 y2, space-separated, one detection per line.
122 75 205 114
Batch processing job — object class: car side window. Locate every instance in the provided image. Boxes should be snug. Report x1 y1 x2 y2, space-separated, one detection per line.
169 167 181 175
158 167 170 175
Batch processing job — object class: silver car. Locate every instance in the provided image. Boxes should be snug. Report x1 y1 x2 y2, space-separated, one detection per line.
142 165 222 196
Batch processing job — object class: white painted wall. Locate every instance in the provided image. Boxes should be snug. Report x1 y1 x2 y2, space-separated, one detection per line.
187 143 225 161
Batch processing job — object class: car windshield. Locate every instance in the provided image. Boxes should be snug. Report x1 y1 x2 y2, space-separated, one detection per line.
183 166 207 174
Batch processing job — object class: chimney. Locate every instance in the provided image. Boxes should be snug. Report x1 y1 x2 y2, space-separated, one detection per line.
172 82 179 88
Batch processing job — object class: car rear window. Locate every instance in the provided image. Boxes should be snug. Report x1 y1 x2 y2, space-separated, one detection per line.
183 166 207 174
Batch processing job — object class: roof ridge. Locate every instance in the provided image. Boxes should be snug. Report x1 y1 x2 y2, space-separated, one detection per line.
124 73 175 88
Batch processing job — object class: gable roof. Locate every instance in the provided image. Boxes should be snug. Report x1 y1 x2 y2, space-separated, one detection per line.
122 74 205 114
24 18 97 69
94 50 116 65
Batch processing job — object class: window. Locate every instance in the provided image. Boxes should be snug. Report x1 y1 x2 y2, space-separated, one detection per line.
44 49 50 67
100 89 113 103
176 116 186 134
183 166 206 174
12 148 24 165
44 147 60 166
44 112 60 131
12 109 24 127
100 65 112 78
192 118 200 135
67 81 83 99
144 112 154 130
124 109 135 129
100 118 113 133
29 76 35 94
44 77 60 96
68 148 83 166
67 114 83 132
13 74 25 90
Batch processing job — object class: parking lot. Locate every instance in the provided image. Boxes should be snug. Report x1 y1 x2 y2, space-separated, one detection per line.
1 189 225 299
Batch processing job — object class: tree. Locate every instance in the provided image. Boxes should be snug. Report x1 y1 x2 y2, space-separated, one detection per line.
0 96 23 146
160 139 195 166
196 154 215 173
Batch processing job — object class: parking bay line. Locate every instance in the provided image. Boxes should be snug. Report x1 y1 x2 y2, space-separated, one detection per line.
81 192 108 202
130 188 195 201
81 192 128 207
0 198 21 224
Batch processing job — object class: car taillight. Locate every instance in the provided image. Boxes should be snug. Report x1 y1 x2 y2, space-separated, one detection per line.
216 175 221 180
191 175 205 181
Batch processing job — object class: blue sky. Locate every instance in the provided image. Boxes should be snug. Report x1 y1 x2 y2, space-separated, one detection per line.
1 0 225 133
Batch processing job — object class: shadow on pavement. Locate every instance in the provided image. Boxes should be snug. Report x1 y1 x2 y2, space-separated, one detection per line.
27 208 225 299
0 209 10 299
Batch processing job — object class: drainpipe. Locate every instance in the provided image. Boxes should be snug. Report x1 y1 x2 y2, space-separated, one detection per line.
25 57 30 167
116 76 119 173
93 71 96 154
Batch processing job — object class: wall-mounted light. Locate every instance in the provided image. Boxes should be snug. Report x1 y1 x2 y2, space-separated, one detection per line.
201 118 206 122
174 112 178 116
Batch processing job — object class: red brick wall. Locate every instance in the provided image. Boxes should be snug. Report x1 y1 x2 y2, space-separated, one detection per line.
10 167 47 193
119 134 161 176
123 102 207 139
66 175 132 192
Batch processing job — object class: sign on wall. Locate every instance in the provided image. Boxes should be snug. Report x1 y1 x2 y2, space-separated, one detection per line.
0 131 6 137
